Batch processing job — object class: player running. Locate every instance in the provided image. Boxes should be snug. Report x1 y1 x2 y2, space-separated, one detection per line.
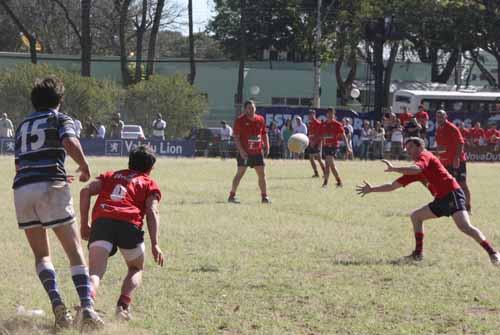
306 109 325 178
13 77 103 330
320 107 352 188
228 100 270 203
80 145 164 321
356 137 500 265
435 110 472 212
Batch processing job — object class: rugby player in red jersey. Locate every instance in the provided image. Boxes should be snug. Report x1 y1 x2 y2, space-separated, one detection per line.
80 145 165 320
356 137 500 265
228 100 270 203
435 110 472 212
306 109 325 178
320 107 352 188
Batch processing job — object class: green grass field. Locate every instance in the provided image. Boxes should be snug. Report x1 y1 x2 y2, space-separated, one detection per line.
1 157 500 335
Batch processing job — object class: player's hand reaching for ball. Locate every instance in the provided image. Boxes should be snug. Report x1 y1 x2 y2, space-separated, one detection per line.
381 159 394 172
77 163 91 182
152 244 164 267
356 180 372 197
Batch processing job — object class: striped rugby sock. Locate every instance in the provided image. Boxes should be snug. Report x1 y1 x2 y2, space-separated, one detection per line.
36 262 64 310
70 265 93 309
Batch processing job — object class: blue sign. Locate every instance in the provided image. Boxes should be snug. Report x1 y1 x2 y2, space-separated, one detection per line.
80 139 195 157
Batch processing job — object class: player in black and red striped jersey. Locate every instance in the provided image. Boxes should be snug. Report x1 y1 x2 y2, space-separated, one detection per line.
80 145 165 321
356 137 500 265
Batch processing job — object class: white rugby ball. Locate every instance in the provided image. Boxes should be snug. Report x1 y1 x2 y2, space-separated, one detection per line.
288 133 309 153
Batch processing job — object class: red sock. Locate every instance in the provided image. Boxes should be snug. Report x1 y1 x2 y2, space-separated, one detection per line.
261 193 267 199
117 294 131 310
229 191 236 198
415 232 424 254
480 240 496 256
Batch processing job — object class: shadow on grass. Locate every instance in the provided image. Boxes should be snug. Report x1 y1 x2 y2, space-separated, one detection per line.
192 264 220 273
333 257 436 267
0 316 54 335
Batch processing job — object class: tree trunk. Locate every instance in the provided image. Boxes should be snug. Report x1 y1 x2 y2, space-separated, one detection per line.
471 50 497 87
119 0 132 86
146 0 165 79
235 0 247 116
81 0 92 76
188 0 196 85
0 0 37 64
433 49 459 84
383 43 399 108
312 0 322 108
135 0 147 82
335 46 357 106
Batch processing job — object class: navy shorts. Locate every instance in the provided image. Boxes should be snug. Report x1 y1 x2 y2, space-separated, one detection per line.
89 218 144 257
428 188 466 217
445 161 467 183
305 144 321 155
237 154 265 168
323 146 337 157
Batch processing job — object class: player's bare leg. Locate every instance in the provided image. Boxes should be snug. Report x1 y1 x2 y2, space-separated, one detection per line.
309 155 319 177
255 166 270 203
407 205 437 260
451 211 500 265
88 245 111 296
53 224 103 329
459 180 472 212
323 157 331 187
116 254 145 320
329 159 343 187
229 166 247 203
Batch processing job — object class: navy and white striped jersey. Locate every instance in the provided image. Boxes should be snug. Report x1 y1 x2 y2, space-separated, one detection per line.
13 110 76 189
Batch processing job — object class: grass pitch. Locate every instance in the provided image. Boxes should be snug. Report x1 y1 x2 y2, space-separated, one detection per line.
0 157 499 335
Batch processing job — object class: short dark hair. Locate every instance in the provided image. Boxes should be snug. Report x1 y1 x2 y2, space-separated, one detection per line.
129 145 156 173
327 107 335 113
31 76 65 111
243 100 255 108
404 137 425 147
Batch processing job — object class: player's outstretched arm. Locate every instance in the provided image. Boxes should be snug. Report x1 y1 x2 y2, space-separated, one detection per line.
356 180 402 197
145 195 164 267
62 137 91 182
79 180 102 240
381 159 422 175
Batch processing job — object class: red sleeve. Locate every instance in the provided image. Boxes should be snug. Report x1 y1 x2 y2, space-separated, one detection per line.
452 125 465 144
260 118 267 136
148 179 162 202
97 171 113 182
336 122 345 135
396 174 425 187
233 118 240 136
423 112 429 121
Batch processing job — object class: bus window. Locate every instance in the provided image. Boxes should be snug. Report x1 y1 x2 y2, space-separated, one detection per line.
395 95 411 104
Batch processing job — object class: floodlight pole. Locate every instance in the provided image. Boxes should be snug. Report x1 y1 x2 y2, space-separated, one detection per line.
312 0 322 108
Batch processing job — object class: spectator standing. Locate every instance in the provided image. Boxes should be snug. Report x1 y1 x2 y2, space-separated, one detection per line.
0 113 14 138
359 120 372 160
74 117 82 139
293 116 308 135
342 118 354 160
415 105 429 140
219 120 233 159
281 119 293 159
399 107 413 126
470 121 485 146
457 121 471 146
371 121 385 159
268 121 282 159
404 117 422 140
390 119 404 159
96 122 106 139
84 117 97 138
484 123 499 146
152 113 167 141
110 113 124 139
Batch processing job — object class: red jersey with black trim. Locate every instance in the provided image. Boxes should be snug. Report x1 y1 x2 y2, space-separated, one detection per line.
92 169 162 229
321 119 344 147
233 114 267 155
414 151 460 199
396 174 437 197
435 120 466 166
308 117 323 146
469 127 485 143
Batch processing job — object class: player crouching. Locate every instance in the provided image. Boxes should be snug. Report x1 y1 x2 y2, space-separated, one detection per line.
356 137 500 265
80 145 165 321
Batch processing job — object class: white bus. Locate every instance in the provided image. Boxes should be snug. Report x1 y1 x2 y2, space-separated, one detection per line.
392 90 500 115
